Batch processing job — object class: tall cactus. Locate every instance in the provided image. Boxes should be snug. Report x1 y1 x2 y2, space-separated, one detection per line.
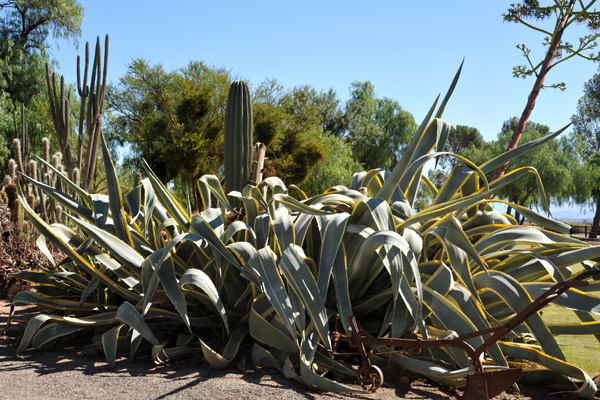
45 34 109 191
224 80 253 195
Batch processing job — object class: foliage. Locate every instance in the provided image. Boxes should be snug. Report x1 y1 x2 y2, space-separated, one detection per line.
252 83 331 184
300 133 362 196
572 72 600 237
107 59 231 185
495 0 600 181
345 81 416 170
464 118 581 215
8 70 600 399
0 0 83 106
440 124 483 170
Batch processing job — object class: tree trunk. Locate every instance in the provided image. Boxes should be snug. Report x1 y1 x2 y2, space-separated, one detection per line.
589 195 600 239
491 0 576 183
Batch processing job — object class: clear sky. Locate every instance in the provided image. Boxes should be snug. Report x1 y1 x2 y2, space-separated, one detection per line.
51 1 599 219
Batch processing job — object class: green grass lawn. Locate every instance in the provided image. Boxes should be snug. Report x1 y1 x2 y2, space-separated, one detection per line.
540 304 600 378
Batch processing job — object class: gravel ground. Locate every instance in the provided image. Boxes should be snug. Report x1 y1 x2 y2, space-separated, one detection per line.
0 300 582 400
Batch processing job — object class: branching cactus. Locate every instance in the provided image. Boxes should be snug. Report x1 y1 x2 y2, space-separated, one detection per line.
45 34 109 191
224 80 253 196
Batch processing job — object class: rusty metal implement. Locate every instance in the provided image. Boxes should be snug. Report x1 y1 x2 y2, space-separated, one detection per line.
329 270 600 399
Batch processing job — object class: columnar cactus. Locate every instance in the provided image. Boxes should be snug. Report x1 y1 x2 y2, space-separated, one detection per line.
42 137 50 176
8 159 16 183
224 80 253 195
13 139 24 176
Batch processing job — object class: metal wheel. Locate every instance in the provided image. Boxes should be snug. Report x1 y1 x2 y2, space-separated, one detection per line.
358 365 384 392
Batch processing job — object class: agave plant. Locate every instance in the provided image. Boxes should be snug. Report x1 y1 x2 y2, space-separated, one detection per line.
7 68 600 398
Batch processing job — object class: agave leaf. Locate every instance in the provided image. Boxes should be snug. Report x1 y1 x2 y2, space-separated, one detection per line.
115 301 159 346
248 247 297 340
19 172 94 222
199 339 229 369
36 234 57 268
475 226 572 255
480 124 570 175
422 261 454 297
94 253 142 292
549 321 600 335
433 165 488 205
78 276 100 308
100 133 134 246
222 325 248 361
378 95 439 202
67 214 144 271
142 158 190 230
499 341 596 398
259 176 287 195
223 221 256 244
156 256 191 333
102 323 125 368
402 120 452 203
126 185 142 224
190 214 242 270
483 200 571 234
435 60 463 119
249 295 299 353
473 271 565 360
299 327 365 393
317 213 350 299
13 211 139 305
229 192 260 228
180 269 229 334
279 246 331 350
445 216 488 272
522 283 600 315
271 193 330 216
198 174 236 213
251 343 283 370
17 314 52 354
446 285 509 368
90 193 110 228
11 290 106 312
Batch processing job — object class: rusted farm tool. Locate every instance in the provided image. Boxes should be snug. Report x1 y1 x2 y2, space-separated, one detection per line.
329 270 600 399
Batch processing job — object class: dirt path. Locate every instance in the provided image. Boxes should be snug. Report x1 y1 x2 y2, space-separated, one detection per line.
0 301 576 400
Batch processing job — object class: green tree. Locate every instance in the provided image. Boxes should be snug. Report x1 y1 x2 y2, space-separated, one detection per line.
345 81 416 170
0 0 82 106
572 72 600 237
107 59 231 209
253 82 337 184
465 118 581 221
494 0 600 181
441 125 483 169
300 133 362 196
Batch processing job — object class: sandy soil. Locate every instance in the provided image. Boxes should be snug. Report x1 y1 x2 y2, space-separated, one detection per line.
0 300 585 400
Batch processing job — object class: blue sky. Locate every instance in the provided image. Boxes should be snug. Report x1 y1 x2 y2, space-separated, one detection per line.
51 1 599 219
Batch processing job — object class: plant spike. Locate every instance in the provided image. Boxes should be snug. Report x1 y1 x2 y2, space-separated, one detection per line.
45 65 74 176
224 80 253 197
82 35 109 191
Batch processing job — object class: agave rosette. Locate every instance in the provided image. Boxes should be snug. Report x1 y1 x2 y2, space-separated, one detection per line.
8 64 600 397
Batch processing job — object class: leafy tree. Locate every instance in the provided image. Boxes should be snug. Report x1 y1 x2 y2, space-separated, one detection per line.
253 82 336 184
107 59 230 184
494 0 600 181
441 125 483 169
0 0 82 106
300 133 362 196
572 72 600 237
465 118 581 221
107 59 231 210
345 81 416 170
